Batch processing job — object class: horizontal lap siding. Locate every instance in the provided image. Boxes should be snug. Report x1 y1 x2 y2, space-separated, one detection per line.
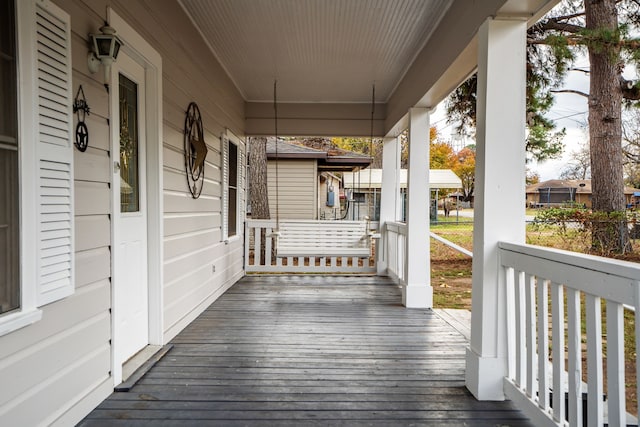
114 0 246 342
0 20 113 424
268 160 317 219
2 0 246 425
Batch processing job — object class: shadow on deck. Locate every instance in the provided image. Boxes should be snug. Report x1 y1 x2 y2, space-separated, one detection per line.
80 275 532 426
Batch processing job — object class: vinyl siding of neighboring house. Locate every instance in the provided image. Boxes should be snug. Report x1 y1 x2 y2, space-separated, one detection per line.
318 173 342 220
0 1 246 425
268 159 317 219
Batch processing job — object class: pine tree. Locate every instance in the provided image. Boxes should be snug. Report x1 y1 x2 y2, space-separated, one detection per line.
449 0 640 253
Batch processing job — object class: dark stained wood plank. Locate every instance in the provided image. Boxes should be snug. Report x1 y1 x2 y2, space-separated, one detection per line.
79 275 532 426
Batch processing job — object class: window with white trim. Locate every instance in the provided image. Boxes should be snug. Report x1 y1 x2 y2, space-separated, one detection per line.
0 0 19 316
222 131 245 241
0 0 74 334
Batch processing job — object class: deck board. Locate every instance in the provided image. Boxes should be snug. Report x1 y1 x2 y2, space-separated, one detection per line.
80 275 532 426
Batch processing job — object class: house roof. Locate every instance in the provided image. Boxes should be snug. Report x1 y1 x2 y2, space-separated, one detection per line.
266 139 371 171
343 168 462 190
180 0 559 137
526 179 639 195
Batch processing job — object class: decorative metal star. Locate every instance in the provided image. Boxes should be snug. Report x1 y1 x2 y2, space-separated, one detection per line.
191 136 208 174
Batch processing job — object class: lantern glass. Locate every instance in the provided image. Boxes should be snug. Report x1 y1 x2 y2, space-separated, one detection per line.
96 36 113 57
112 39 121 59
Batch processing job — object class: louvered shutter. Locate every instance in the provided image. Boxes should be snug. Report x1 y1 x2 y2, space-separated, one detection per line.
238 141 245 233
221 135 229 241
34 2 74 305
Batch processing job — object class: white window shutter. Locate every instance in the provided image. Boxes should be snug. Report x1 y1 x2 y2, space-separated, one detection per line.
222 135 229 241
238 141 245 233
35 1 74 306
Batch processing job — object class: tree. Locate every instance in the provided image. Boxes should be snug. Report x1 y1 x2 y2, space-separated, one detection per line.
430 141 455 169
536 0 638 253
248 137 270 219
331 137 382 168
248 137 270 263
447 73 565 163
451 147 476 203
449 0 640 253
559 141 591 179
526 169 541 185
622 109 640 188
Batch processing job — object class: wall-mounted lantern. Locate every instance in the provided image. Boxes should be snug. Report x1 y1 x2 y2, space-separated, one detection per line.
87 24 123 86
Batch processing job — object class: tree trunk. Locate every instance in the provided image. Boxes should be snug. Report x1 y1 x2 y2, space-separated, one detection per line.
585 0 631 254
248 137 270 219
248 137 270 263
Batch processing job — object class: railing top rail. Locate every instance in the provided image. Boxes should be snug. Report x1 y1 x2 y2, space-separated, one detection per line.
386 221 406 227
499 241 640 305
499 241 640 281
385 221 407 234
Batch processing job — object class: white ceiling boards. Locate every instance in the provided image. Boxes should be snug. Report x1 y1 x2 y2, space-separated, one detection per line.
180 0 558 136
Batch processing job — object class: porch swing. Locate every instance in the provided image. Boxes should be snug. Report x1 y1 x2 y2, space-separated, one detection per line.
271 81 374 258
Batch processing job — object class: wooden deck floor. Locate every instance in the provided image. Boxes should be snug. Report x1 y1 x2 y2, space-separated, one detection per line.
80 275 532 426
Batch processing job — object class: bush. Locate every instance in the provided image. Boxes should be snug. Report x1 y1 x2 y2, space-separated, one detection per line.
531 207 633 255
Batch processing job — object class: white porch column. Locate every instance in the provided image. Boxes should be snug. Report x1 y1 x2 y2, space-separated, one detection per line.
403 108 431 308
377 136 401 275
465 18 527 400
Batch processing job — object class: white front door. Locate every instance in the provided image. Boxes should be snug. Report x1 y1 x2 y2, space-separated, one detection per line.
112 52 149 374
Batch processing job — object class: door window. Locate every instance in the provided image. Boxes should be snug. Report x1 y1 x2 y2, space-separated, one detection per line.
119 74 140 213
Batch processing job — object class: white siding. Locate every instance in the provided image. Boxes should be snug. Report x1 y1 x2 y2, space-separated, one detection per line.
1 0 247 425
108 1 246 341
268 159 317 220
0 0 112 425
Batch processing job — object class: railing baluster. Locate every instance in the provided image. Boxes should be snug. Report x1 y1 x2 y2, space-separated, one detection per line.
606 300 625 426
515 270 526 389
265 227 273 266
537 278 549 411
567 288 582 427
244 222 251 269
505 266 516 380
551 282 565 423
525 273 536 399
585 294 603 427
254 227 262 266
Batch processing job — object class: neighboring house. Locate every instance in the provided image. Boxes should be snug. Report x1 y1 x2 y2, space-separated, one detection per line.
343 168 462 220
265 140 370 220
526 179 639 208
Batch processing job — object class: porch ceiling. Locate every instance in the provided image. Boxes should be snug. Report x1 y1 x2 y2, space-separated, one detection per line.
180 0 559 136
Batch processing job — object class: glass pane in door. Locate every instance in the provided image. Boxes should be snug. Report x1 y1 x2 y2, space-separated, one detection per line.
119 74 140 213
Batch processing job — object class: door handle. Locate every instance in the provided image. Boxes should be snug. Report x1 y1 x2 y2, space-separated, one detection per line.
114 161 120 172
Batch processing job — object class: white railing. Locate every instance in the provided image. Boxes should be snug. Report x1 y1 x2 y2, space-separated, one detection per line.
382 221 407 284
245 219 376 274
499 241 640 427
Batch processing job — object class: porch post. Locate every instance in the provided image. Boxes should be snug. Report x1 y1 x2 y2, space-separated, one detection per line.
377 136 401 275
403 108 431 308
465 18 526 400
